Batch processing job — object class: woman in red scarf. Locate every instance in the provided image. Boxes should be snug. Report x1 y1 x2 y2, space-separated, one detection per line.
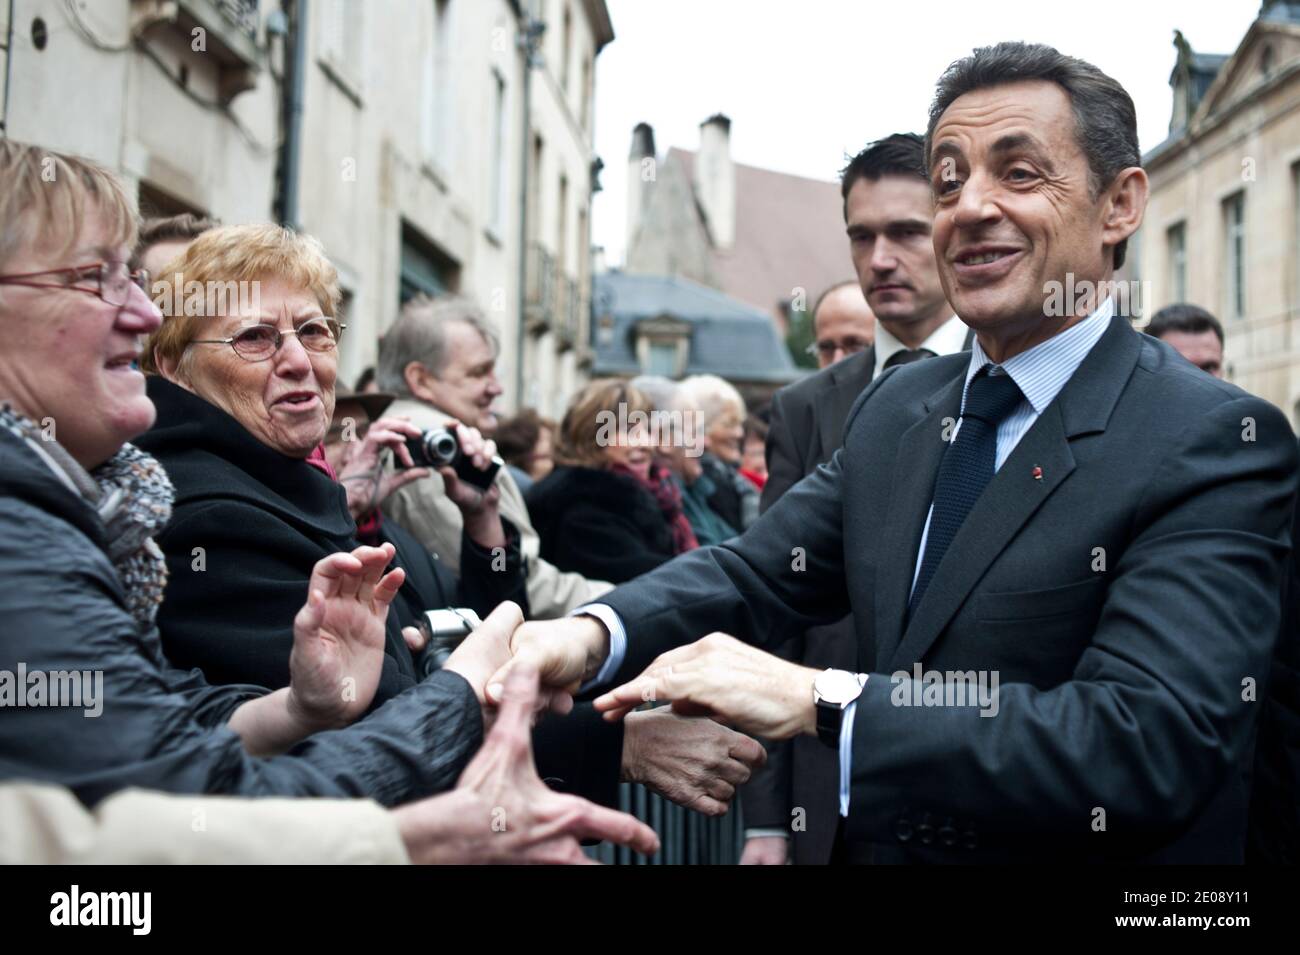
525 379 697 584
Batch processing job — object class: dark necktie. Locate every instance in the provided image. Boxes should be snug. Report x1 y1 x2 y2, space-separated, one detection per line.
883 347 937 369
907 365 1024 618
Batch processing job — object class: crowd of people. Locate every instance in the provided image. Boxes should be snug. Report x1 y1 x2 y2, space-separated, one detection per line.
0 38 1296 866
0 140 767 863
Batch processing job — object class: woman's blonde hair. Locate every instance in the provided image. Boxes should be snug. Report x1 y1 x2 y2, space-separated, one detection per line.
0 140 137 272
143 223 341 375
555 378 653 469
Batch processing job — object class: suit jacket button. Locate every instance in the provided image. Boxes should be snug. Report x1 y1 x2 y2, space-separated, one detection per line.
894 817 914 843
962 829 978 850
917 821 935 846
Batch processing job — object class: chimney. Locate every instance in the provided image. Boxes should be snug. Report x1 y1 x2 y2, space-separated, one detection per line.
697 113 735 251
626 122 656 253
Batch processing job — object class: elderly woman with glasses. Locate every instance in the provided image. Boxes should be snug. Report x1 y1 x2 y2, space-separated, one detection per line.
135 223 529 704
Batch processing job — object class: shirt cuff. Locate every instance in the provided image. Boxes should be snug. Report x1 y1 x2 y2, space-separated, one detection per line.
571 603 627 693
744 828 790 840
839 699 857 818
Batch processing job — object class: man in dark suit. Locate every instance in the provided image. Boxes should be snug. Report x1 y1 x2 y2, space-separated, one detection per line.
493 42 1298 862
741 134 971 865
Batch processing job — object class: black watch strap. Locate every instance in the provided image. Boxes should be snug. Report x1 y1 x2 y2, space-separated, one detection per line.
815 699 845 748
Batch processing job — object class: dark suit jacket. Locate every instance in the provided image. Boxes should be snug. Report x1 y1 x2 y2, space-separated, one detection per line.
601 317 1298 862
1247 459 1300 863
741 348 877 864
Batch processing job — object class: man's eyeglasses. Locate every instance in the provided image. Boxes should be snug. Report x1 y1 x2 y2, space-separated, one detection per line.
0 261 150 307
191 318 346 363
806 337 872 361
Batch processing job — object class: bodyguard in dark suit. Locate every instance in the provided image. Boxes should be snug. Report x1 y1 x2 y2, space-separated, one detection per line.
741 135 971 865
499 42 1299 863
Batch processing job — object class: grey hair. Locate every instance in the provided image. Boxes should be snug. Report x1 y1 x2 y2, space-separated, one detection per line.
628 374 679 412
924 41 1141 268
677 374 745 426
377 293 500 397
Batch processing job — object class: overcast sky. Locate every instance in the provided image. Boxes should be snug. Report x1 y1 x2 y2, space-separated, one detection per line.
590 0 1261 266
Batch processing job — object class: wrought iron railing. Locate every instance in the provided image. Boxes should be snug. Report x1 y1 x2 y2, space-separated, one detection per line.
525 241 556 329
216 0 259 41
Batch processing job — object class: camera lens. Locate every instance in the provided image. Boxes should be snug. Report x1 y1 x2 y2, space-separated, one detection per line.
406 428 460 468
427 430 458 463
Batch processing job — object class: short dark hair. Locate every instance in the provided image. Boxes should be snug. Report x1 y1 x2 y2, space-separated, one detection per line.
839 133 926 219
1145 304 1224 346
924 41 1141 268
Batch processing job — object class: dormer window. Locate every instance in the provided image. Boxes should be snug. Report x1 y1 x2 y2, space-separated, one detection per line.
633 314 690 379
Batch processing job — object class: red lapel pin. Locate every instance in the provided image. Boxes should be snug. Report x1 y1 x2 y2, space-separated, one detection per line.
1031 465 1043 480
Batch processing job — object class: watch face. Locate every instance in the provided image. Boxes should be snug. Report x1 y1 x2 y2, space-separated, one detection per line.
815 669 863 706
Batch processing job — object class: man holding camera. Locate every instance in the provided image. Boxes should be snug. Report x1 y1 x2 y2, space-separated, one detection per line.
377 294 614 618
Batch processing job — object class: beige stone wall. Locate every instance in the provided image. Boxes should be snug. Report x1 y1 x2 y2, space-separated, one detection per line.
1141 61 1300 424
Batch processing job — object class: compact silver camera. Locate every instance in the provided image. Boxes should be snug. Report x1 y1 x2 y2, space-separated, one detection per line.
416 607 483 679
403 425 502 491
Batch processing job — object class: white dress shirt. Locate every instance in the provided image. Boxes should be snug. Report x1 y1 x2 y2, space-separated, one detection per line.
872 312 970 378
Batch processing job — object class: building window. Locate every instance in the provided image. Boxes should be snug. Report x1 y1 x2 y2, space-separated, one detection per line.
528 133 544 246
489 69 507 233
399 223 459 304
319 0 364 95
556 174 569 275
580 57 592 132
137 181 206 220
561 4 572 95
1223 192 1246 320
1166 221 1186 303
1293 162 1300 310
421 0 454 165
647 341 677 377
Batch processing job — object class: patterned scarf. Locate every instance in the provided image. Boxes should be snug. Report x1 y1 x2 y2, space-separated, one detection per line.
0 404 173 628
612 459 698 555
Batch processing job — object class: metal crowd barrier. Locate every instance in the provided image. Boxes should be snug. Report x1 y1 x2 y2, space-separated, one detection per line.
585 782 744 865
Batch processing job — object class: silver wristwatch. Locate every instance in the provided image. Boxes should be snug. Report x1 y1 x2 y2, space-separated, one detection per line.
812 668 867 747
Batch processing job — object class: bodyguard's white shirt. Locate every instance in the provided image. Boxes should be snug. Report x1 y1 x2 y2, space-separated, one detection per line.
872 313 970 378
580 298 1115 822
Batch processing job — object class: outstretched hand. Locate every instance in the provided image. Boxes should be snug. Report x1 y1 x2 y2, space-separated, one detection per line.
393 660 661 864
288 542 405 730
594 633 820 740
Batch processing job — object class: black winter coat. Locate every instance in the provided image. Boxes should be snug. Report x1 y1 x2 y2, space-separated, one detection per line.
136 376 528 705
526 465 677 585
0 423 482 806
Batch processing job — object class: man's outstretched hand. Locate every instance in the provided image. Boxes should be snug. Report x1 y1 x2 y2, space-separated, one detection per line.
594 633 821 740
622 708 767 816
393 660 661 864
484 615 611 716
